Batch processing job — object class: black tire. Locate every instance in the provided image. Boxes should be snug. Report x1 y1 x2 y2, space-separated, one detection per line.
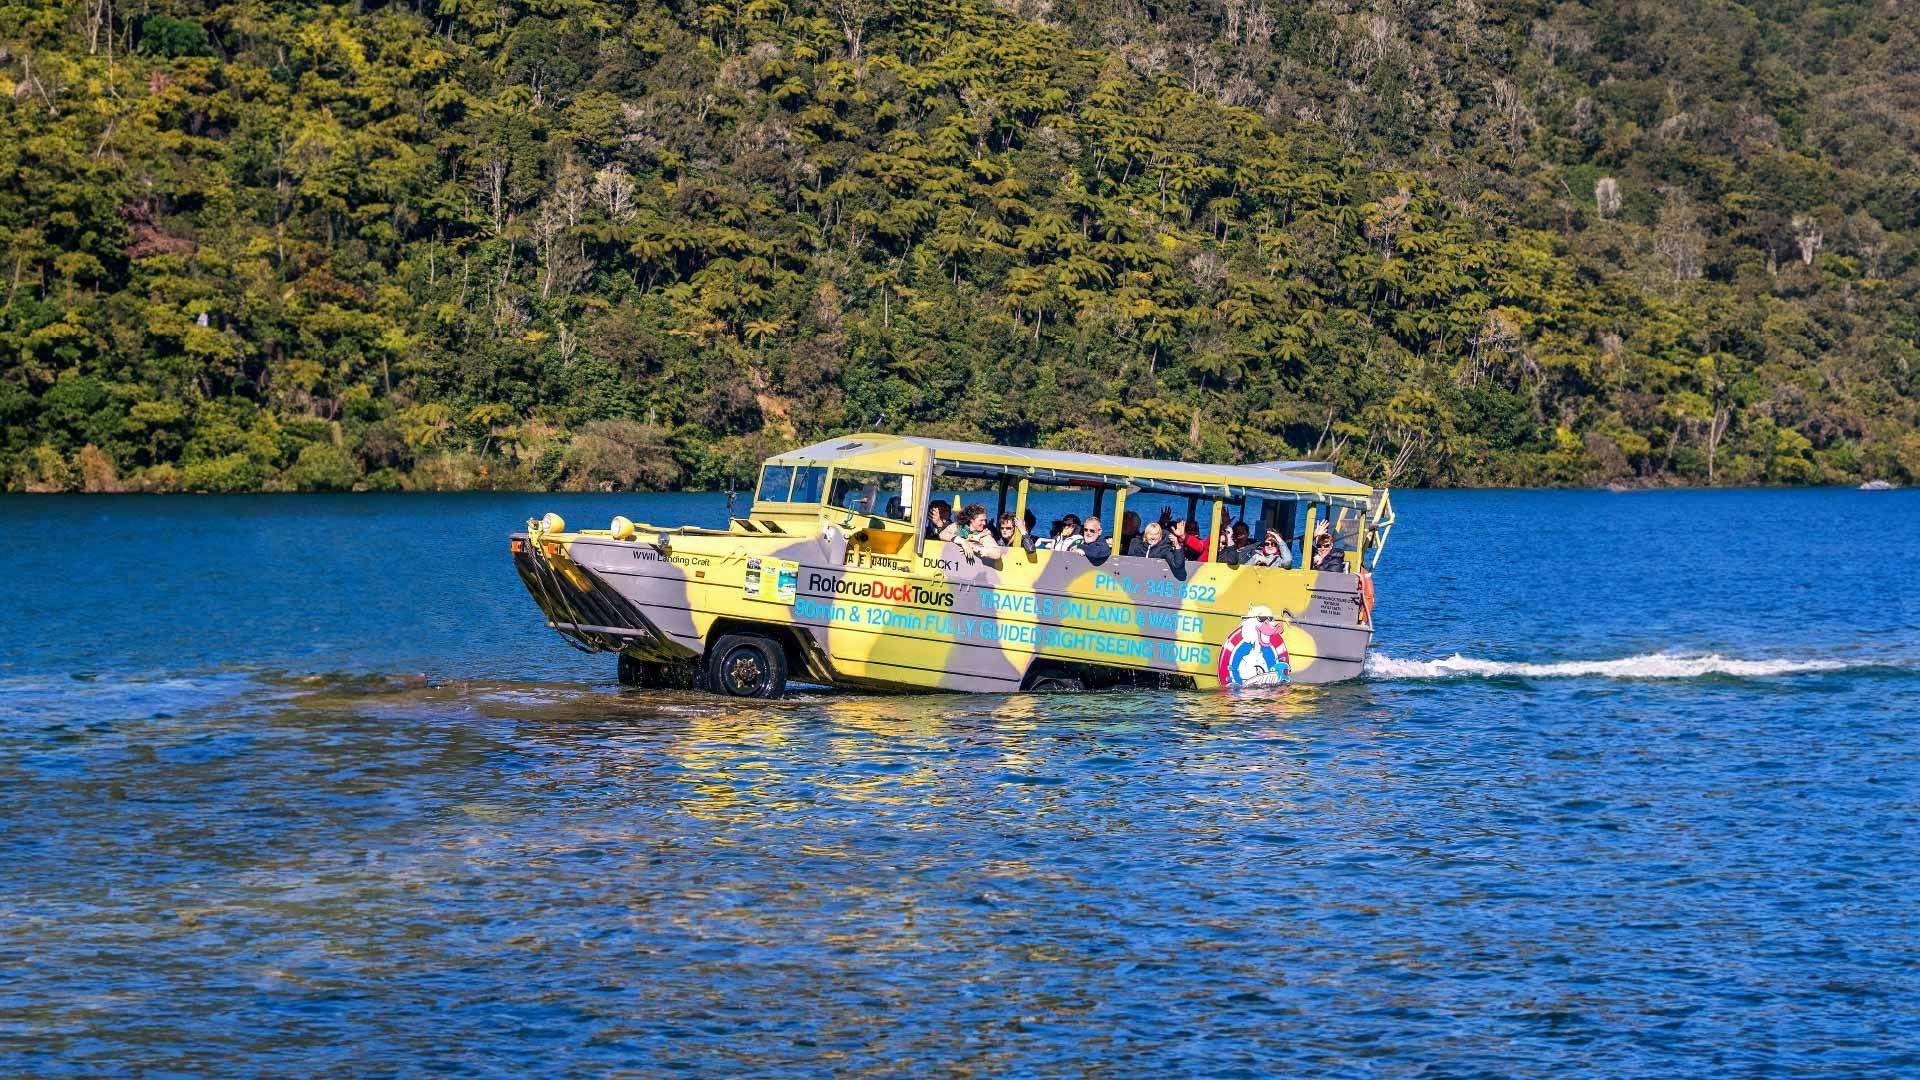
617 652 648 686
706 633 788 698
618 654 703 690
1026 673 1085 693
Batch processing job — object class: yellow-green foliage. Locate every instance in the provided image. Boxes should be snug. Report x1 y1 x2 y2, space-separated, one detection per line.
0 0 1915 491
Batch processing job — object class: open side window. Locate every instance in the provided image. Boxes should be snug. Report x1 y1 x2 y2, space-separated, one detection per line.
1330 502 1365 570
922 459 1010 556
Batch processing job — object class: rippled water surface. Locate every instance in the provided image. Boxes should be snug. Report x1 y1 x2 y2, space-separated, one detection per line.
3 490 1917 1075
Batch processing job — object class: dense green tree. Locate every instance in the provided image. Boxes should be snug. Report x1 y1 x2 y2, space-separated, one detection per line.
0 0 1915 492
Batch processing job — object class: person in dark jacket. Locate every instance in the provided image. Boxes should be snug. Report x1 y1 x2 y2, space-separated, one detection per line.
1216 521 1254 565
1309 529 1344 572
1171 517 1209 562
1127 520 1187 580
1078 516 1112 565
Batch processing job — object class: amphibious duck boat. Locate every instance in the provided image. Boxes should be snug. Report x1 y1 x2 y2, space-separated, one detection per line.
512 435 1393 696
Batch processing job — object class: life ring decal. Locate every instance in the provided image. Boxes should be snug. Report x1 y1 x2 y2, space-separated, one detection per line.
1218 604 1290 688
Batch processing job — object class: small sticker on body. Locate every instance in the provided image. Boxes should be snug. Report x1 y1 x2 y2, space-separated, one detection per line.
744 557 799 603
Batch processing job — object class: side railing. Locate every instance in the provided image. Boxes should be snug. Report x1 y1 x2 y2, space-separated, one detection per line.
1366 488 1395 569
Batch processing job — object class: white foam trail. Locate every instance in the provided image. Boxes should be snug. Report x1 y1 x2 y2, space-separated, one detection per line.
1365 651 1863 680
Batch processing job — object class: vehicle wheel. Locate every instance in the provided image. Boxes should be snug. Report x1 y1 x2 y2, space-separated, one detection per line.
657 661 704 691
619 654 703 690
1027 673 1085 693
706 633 788 698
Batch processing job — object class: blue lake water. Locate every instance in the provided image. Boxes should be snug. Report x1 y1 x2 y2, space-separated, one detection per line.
1 489 1916 1074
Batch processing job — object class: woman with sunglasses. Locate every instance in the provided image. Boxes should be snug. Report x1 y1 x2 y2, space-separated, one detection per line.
1245 529 1291 568
996 511 1020 549
1309 530 1343 571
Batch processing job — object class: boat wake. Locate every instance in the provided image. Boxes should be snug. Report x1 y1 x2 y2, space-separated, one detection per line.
1364 651 1878 680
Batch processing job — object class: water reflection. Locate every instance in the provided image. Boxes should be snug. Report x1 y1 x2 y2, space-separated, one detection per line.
2 667 1914 1076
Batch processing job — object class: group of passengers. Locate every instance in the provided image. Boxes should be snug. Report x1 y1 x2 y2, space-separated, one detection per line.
1214 522 1296 568
1120 508 1343 574
925 499 1344 576
1236 521 1344 571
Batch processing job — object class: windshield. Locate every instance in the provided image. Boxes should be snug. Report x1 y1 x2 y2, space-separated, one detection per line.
756 464 796 502
790 465 827 504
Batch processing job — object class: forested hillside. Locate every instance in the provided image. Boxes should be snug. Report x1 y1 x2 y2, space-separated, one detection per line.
2 0 1915 492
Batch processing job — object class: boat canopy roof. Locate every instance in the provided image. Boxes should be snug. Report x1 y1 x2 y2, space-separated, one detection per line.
765 434 1377 500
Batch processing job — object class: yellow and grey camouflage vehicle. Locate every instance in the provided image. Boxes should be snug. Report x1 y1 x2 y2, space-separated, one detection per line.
512 435 1394 696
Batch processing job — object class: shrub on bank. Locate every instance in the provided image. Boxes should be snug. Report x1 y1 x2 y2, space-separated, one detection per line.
285 444 361 492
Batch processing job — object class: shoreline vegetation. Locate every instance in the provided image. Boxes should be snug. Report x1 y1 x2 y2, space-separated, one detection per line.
6 478 1909 497
7 432 1915 495
3 1 1916 496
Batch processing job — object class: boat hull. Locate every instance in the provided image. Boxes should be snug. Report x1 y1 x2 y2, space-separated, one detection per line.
515 528 1373 692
